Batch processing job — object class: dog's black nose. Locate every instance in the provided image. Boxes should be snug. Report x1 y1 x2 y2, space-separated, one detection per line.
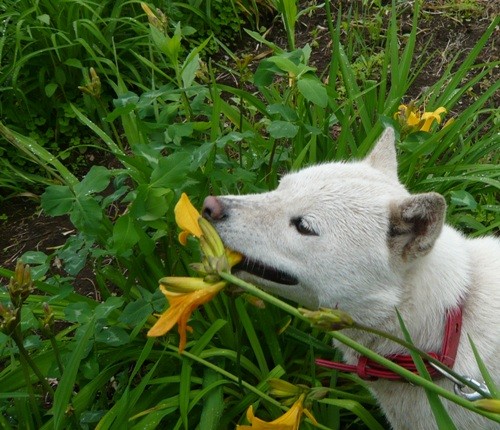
202 196 226 221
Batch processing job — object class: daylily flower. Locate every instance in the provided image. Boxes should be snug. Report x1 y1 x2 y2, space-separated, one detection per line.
420 106 447 132
148 193 242 352
237 394 317 430
148 282 225 352
175 192 203 245
394 103 451 137
140 2 168 33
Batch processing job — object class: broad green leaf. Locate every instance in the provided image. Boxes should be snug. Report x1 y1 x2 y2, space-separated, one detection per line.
118 299 153 325
64 303 92 324
20 251 50 280
41 185 74 216
69 196 104 235
95 296 125 320
130 185 171 222
74 166 112 196
253 60 279 87
267 56 301 75
266 104 298 121
112 213 140 254
297 74 328 107
95 326 130 347
45 83 58 98
268 121 299 139
150 153 191 189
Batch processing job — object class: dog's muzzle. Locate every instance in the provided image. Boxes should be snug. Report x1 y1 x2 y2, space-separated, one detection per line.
233 257 299 286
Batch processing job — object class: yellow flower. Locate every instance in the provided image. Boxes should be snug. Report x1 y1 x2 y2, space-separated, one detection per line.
148 282 225 352
148 193 242 352
394 103 449 136
420 106 447 132
237 394 317 430
175 192 203 245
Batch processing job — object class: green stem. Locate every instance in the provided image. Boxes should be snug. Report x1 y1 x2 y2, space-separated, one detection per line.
219 272 500 423
354 323 491 399
174 345 331 430
12 331 55 397
18 350 42 428
48 336 65 375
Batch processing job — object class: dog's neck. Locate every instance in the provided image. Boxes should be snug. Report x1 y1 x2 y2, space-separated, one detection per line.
339 225 470 362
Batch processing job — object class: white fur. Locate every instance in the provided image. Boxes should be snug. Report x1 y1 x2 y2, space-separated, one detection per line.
206 127 500 429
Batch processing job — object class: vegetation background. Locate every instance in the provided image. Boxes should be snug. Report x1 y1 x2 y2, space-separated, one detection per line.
0 0 498 428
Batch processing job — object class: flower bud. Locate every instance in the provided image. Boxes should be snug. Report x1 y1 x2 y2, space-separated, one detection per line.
299 307 354 331
9 260 34 306
474 399 500 413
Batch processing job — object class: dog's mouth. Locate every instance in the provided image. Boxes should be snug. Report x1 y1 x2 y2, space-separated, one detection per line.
233 256 299 286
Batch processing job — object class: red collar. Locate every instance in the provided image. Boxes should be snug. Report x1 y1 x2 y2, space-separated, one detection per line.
316 306 463 381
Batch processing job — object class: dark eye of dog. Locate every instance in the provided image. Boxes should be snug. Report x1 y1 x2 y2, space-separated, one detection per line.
291 217 318 236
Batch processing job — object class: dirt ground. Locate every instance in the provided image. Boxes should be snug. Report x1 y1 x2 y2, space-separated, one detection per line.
0 0 498 291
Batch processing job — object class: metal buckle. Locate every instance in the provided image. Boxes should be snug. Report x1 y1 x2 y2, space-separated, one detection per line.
429 362 491 401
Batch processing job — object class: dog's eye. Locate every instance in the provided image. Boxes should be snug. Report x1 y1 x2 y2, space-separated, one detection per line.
291 217 318 236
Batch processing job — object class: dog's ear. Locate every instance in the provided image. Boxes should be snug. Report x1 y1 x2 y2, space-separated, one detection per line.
366 127 398 181
388 193 446 260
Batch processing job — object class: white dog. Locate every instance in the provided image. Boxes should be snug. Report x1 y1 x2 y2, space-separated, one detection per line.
202 127 500 430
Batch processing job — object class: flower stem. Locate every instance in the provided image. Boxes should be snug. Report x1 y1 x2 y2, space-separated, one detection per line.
173 345 331 430
18 349 42 428
12 330 54 397
353 322 490 398
219 272 500 423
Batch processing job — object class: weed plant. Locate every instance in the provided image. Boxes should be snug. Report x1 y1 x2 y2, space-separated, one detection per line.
0 0 499 428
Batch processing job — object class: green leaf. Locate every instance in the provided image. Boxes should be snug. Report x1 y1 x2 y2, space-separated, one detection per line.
37 14 50 25
64 303 93 324
74 166 112 197
119 299 153 325
268 121 299 139
266 104 298 121
450 190 477 210
267 56 301 75
45 83 58 98
20 251 50 280
130 185 172 222
95 326 130 346
53 320 95 430
95 296 125 320
319 398 385 430
182 52 200 89
253 60 279 87
64 58 82 68
69 196 104 235
41 185 74 216
112 213 140 254
297 74 328 107
150 153 191 189
58 235 92 276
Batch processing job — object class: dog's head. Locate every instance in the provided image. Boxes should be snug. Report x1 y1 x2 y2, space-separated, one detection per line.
203 128 446 318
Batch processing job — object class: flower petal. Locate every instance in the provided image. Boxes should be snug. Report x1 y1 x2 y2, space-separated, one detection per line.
238 395 307 429
175 193 203 243
407 111 421 126
148 282 225 352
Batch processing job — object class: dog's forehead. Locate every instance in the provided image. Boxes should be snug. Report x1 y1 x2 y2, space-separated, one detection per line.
278 160 401 193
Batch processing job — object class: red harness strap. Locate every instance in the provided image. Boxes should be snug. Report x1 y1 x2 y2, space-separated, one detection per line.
316 306 463 381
